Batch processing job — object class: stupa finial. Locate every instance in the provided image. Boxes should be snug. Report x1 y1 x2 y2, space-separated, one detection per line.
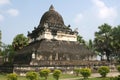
49 5 55 11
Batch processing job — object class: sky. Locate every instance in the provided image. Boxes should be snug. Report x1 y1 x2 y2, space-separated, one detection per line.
0 0 120 44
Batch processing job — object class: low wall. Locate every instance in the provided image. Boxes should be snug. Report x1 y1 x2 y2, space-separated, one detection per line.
13 61 117 76
0 65 13 73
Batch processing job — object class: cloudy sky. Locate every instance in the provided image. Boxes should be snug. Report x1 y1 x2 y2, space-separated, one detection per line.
0 0 120 44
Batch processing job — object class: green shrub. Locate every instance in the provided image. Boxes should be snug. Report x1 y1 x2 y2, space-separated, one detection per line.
53 69 62 80
98 66 110 77
7 73 18 80
26 71 38 80
117 65 120 73
110 75 120 80
73 68 81 76
118 75 120 80
39 68 51 80
80 68 91 79
109 77 117 80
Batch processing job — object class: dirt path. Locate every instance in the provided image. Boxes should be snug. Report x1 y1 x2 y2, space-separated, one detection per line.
60 72 120 80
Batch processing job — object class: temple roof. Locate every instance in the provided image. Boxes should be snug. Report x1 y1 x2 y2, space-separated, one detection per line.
39 5 64 27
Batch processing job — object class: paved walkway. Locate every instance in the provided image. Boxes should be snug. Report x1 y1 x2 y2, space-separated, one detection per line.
91 72 119 78
60 72 120 80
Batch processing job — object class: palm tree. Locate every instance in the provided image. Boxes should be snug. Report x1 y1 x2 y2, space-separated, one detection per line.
94 23 112 61
12 34 29 51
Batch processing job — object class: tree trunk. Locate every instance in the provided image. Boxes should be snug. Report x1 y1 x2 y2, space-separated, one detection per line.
100 55 103 61
45 77 47 80
106 50 110 62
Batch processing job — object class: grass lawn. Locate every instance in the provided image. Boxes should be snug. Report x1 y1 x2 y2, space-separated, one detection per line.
75 78 112 80
0 73 115 80
0 74 80 80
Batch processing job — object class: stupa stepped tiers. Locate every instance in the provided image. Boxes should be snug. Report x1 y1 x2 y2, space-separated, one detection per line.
13 5 96 76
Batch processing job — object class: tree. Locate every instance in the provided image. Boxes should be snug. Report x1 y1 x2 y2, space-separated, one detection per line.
87 40 93 49
39 69 51 80
98 66 110 77
12 34 29 51
80 68 91 79
1 45 15 63
86 39 95 52
7 73 18 80
94 23 112 61
73 68 80 76
77 35 85 44
111 25 120 62
0 30 2 54
26 71 38 80
53 69 62 80
117 65 120 73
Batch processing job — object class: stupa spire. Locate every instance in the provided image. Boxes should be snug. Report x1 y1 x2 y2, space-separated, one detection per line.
49 5 55 11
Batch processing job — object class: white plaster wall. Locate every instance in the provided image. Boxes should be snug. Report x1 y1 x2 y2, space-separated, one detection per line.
38 31 77 41
29 30 77 42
